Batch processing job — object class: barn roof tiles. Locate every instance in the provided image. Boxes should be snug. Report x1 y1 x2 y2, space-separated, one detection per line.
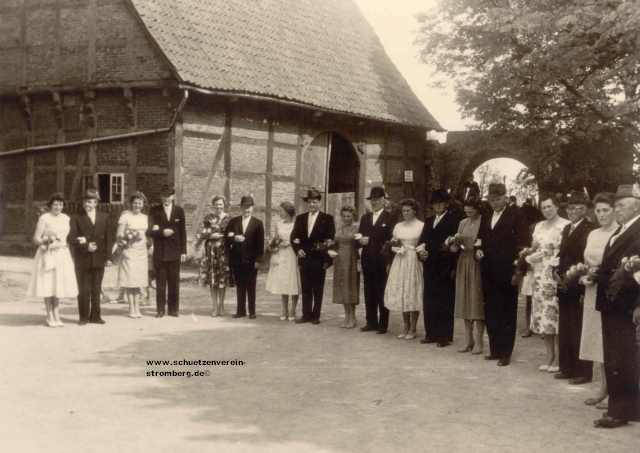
129 0 443 130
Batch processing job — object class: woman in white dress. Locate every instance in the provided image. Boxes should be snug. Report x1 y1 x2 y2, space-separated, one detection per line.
527 192 571 372
27 193 79 327
579 192 617 407
266 202 301 321
116 191 149 318
385 199 424 340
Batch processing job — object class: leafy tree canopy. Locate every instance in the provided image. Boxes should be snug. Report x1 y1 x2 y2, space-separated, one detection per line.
416 0 640 147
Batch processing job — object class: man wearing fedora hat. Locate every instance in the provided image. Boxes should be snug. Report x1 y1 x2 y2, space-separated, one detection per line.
475 183 528 366
593 184 640 428
357 187 397 334
291 187 336 324
69 187 114 325
225 195 264 319
148 184 187 318
553 191 596 384
418 188 461 347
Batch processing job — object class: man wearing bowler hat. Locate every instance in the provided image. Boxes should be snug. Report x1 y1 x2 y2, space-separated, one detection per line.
553 190 596 384
291 187 336 324
69 187 114 325
593 184 640 428
418 189 460 347
225 195 264 319
475 183 528 366
358 187 397 334
148 183 186 317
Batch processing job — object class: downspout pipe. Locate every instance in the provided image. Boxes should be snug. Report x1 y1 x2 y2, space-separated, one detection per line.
0 89 189 158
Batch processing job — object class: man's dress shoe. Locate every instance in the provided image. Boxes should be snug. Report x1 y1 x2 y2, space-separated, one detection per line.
376 329 387 334
232 313 246 318
360 325 377 332
569 377 591 385
249 314 257 319
89 319 106 324
484 355 500 360
594 415 628 428
295 317 311 324
436 341 450 348
554 372 571 379
420 338 438 344
168 312 179 318
156 312 165 318
497 357 510 366
311 319 321 325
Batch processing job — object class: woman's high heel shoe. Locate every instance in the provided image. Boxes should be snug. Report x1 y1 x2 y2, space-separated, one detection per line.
346 317 357 329
458 343 474 353
404 331 417 340
46 318 57 328
398 333 407 339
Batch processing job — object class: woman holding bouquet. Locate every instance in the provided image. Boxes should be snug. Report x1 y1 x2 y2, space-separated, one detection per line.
116 191 149 318
197 195 232 316
384 199 424 340
451 196 485 354
527 192 571 371
331 205 360 328
266 202 301 320
579 192 617 406
27 192 78 327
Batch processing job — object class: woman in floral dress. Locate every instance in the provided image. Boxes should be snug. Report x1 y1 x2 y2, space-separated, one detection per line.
384 199 424 340
197 196 233 316
527 192 571 372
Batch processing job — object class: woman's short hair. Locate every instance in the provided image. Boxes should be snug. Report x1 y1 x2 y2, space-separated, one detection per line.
593 192 615 207
340 205 357 218
539 191 560 207
211 195 226 206
280 201 296 217
400 198 420 212
129 191 147 205
47 192 66 208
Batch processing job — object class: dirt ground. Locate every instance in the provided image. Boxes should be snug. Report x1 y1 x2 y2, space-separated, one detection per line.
1 256 637 453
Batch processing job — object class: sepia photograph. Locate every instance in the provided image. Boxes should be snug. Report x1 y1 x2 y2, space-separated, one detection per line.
0 0 639 451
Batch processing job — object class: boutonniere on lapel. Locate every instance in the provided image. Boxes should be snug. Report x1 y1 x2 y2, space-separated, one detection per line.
381 224 387 227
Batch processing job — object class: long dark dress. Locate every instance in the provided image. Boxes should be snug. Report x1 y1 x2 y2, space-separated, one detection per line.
332 223 360 305
197 213 233 288
454 216 484 320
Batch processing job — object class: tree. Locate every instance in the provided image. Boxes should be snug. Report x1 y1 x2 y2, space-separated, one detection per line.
475 163 503 197
415 0 640 177
510 167 537 205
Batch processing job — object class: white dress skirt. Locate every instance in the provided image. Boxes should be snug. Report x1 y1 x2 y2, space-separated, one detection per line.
27 213 78 298
384 220 425 312
266 221 301 296
117 211 149 288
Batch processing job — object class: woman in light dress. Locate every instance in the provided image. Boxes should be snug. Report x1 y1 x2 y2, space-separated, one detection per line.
331 205 360 329
450 196 485 354
579 192 618 407
197 196 233 316
385 199 424 340
27 192 79 327
266 202 301 321
527 192 571 372
116 191 149 318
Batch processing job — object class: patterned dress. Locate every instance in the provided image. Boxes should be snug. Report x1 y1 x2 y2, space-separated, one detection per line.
197 213 233 288
579 227 616 363
530 218 571 334
266 221 301 295
385 219 424 312
332 223 360 305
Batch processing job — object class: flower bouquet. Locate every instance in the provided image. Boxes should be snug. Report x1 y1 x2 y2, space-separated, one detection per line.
113 228 142 261
269 236 284 252
311 239 336 253
444 233 464 251
513 247 536 275
559 263 590 292
381 237 402 262
606 255 640 303
40 233 59 251
41 233 61 271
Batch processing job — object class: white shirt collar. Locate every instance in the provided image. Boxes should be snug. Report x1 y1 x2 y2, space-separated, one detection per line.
623 213 640 230
571 218 585 229
493 207 506 217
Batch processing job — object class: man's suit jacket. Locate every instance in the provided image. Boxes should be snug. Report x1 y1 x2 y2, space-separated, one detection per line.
290 211 336 268
418 212 460 280
148 204 187 266
358 210 397 269
597 218 640 317
69 210 114 269
557 219 596 301
225 216 265 266
476 207 528 287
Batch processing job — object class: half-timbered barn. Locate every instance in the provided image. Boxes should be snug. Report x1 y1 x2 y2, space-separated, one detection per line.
0 0 443 255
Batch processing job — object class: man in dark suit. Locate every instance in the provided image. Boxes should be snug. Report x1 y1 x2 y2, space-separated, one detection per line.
594 184 640 428
475 183 528 366
226 195 264 319
357 187 397 334
508 195 518 210
553 191 596 384
461 174 481 201
291 188 336 324
148 184 187 318
69 188 114 325
418 189 460 347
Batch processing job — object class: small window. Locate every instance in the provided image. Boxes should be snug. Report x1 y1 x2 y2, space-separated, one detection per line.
90 173 125 204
